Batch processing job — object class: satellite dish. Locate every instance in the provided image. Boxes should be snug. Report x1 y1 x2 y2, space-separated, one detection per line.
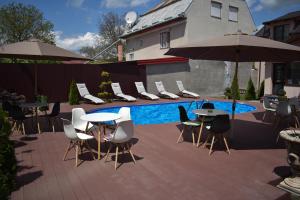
125 11 138 26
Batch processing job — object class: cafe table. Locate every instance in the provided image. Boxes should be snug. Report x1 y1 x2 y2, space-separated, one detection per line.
192 109 227 147
80 113 121 160
20 102 48 134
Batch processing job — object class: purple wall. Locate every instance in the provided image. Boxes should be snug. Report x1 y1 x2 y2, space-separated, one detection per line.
0 62 146 102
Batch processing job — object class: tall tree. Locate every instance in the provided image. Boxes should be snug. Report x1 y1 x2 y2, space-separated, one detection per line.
0 2 55 45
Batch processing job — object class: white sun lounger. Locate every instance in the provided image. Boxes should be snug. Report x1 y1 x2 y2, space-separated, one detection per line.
76 83 104 104
135 82 159 100
176 81 200 98
155 81 179 99
111 82 136 102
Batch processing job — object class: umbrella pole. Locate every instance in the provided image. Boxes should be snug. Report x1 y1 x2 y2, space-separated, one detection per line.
34 62 38 98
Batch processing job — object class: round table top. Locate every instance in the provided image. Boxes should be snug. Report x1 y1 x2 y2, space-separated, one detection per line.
192 109 227 116
80 112 121 122
20 102 47 108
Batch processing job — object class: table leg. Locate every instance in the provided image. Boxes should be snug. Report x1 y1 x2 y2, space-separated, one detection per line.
98 126 101 160
197 117 205 147
35 107 41 134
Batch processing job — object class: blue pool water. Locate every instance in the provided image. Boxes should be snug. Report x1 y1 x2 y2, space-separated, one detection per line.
89 101 256 125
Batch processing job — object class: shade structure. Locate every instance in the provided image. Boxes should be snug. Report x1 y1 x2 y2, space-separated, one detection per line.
165 31 300 118
0 39 92 96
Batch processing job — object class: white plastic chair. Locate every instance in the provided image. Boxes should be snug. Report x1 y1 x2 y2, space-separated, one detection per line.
61 118 95 167
135 82 159 100
72 108 95 132
104 120 136 170
155 81 179 99
176 81 200 98
76 83 104 104
116 107 131 123
111 82 136 102
262 95 277 121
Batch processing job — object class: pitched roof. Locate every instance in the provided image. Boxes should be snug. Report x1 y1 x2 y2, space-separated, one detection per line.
122 0 192 38
263 11 300 25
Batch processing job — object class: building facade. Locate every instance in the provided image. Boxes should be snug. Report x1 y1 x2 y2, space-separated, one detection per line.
257 11 300 98
122 0 256 96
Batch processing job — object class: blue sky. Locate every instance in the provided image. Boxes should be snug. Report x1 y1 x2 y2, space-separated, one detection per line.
1 0 300 52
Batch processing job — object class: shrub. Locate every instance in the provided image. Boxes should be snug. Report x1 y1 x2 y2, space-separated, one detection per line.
257 80 264 99
230 68 240 100
245 78 256 100
68 80 79 105
98 71 112 102
224 87 232 99
0 108 17 199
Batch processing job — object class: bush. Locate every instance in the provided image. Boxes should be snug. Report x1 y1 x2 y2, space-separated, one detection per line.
257 80 264 99
224 87 232 99
98 71 112 102
245 78 256 100
68 80 79 105
0 108 17 200
230 68 240 100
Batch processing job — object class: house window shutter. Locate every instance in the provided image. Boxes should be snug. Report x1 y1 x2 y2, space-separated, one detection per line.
211 1 222 18
229 6 238 22
160 32 170 49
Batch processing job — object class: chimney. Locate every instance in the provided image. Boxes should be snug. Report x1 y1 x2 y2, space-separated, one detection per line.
117 44 123 62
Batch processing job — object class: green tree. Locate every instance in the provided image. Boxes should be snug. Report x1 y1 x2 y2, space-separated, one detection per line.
0 2 55 45
98 71 112 102
68 80 79 105
245 78 256 100
0 108 17 200
230 68 240 100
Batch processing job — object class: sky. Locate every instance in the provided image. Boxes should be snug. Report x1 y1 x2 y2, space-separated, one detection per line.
1 0 300 52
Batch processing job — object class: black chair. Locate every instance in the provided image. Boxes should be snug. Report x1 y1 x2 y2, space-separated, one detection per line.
46 102 60 132
177 106 201 145
9 105 28 135
202 102 215 109
2 101 13 114
199 102 216 123
204 114 231 155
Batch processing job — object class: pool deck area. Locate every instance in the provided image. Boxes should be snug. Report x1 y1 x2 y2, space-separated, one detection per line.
10 98 294 200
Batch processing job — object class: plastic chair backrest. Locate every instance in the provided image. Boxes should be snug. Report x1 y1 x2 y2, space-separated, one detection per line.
155 81 165 93
111 83 123 95
2 101 12 112
210 114 231 134
50 102 60 117
178 106 189 122
289 97 300 110
61 118 78 140
276 101 291 116
202 102 215 109
116 107 131 123
76 83 90 97
72 108 86 127
10 105 25 120
111 120 134 143
176 81 185 92
135 82 146 93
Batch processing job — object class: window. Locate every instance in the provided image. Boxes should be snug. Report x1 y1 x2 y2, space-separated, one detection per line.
211 1 222 19
287 62 300 85
160 32 170 49
229 6 238 22
273 24 290 42
129 53 134 61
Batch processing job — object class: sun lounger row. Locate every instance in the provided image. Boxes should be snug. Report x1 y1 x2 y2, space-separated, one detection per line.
76 81 199 104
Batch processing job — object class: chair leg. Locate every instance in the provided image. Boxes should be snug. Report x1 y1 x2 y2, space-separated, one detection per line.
209 135 215 155
177 125 185 143
262 111 267 121
192 130 195 146
223 134 230 155
126 143 136 164
105 143 112 162
22 122 26 135
197 122 204 147
75 144 79 167
52 118 56 132
37 121 41 134
63 141 72 161
115 145 119 170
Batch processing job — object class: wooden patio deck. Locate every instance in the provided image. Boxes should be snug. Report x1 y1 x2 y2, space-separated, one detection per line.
10 99 293 200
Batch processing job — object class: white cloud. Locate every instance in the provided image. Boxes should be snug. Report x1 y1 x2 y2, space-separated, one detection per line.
246 0 256 7
54 31 100 51
254 4 263 11
102 0 151 8
66 0 85 8
248 0 300 12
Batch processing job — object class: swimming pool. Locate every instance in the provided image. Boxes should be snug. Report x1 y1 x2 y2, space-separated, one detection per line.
89 100 256 125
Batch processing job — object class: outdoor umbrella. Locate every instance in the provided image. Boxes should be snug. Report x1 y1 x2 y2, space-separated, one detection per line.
165 31 300 119
0 38 91 97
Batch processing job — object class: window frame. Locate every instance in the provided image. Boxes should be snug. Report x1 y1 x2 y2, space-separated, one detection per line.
273 24 290 42
160 31 170 49
211 1 222 19
228 6 238 22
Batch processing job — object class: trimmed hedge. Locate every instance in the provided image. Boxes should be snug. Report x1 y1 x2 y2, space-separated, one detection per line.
231 68 240 100
0 108 17 200
257 80 264 99
245 78 256 100
98 71 112 102
68 80 79 105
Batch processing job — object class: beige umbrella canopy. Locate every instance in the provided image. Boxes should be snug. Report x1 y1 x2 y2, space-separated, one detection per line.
165 31 300 118
0 39 92 96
